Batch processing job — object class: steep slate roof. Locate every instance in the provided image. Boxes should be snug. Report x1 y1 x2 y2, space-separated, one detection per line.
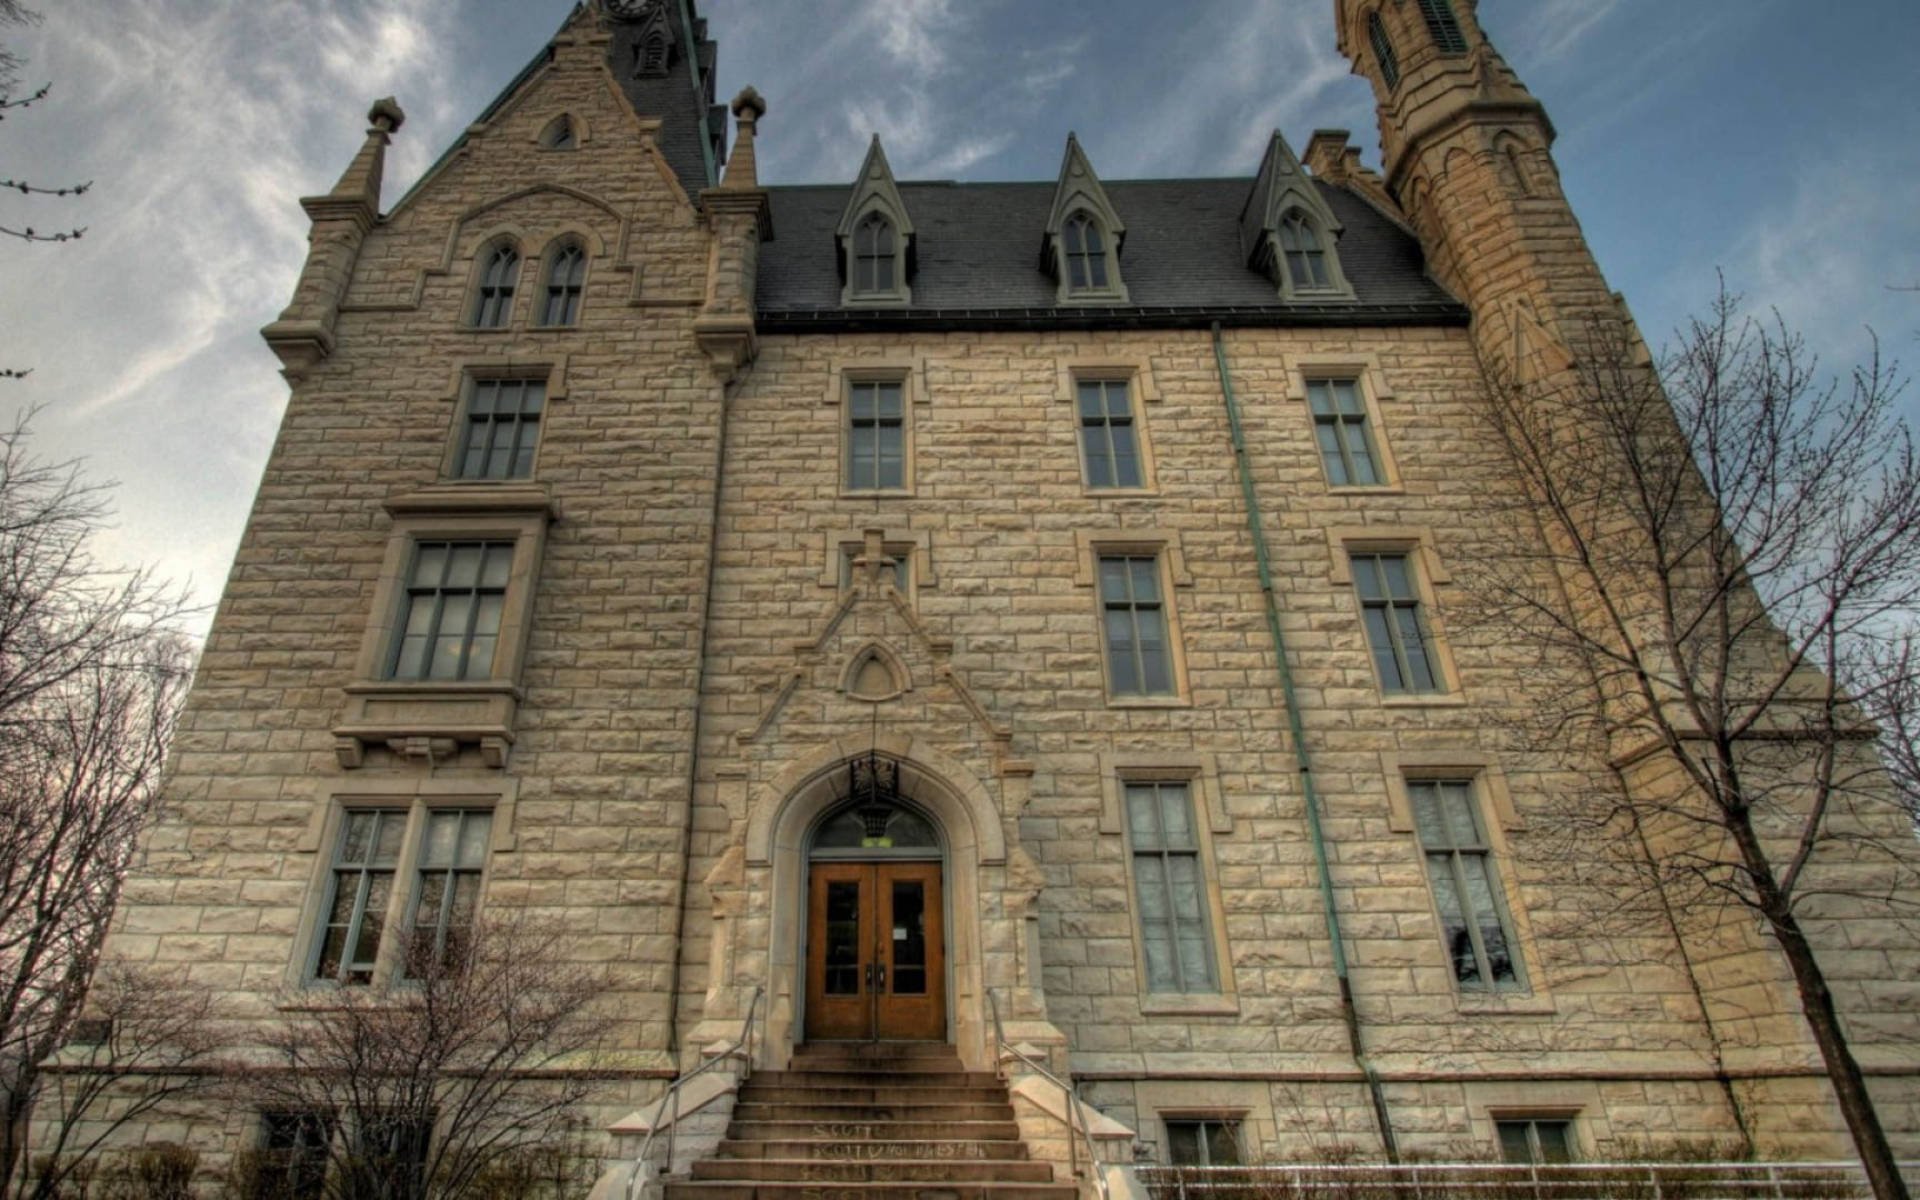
757 177 1465 329
607 6 724 197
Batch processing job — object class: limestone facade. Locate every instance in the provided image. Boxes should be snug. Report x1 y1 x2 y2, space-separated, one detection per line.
92 0 1920 1180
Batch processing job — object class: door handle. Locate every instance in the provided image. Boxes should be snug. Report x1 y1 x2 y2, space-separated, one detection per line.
874 963 887 993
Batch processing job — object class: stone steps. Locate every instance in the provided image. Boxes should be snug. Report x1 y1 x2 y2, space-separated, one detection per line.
726 1120 1023 1142
665 1043 1067 1200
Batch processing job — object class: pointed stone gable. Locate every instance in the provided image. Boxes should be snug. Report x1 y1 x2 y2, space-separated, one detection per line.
1042 132 1124 255
1239 128 1358 302
836 136 915 243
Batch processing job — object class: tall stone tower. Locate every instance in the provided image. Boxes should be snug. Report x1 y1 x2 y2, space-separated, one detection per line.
1334 0 1620 374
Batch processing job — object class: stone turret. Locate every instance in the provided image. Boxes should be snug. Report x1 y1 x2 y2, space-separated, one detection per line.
261 98 404 380
1333 0 1615 374
693 88 772 380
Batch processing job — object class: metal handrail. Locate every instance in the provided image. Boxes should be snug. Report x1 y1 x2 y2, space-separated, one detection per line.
988 988 1113 1200
627 985 763 1199
1134 1160 1920 1199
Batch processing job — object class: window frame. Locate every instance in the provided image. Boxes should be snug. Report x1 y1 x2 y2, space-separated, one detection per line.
846 210 907 304
536 240 588 328
1075 532 1193 707
309 808 409 986
1162 1116 1245 1167
1329 535 1460 703
1122 780 1221 995
249 1110 335 1200
468 241 522 330
402 807 495 977
1289 360 1400 491
449 375 547 482
1074 377 1150 492
1494 1116 1578 1164
332 488 555 770
1350 550 1443 696
1053 208 1129 304
293 783 515 990
1407 777 1528 994
1097 553 1180 702
835 369 916 496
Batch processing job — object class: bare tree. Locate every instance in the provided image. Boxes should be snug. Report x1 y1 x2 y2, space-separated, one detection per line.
1467 287 1920 1199
242 915 611 1200
17 961 228 1199
0 412 193 1194
0 2 88 251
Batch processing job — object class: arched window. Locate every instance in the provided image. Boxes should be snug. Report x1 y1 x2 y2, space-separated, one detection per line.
540 115 576 150
637 32 669 76
1417 0 1469 54
1062 212 1109 292
1279 212 1332 290
851 212 896 296
1368 12 1400 91
471 243 520 328
540 243 587 326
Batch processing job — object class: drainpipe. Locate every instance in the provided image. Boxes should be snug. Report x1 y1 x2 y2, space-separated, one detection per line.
1210 322 1398 1161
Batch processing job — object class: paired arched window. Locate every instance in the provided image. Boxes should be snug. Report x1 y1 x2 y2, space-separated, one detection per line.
1368 12 1400 90
1417 0 1469 54
540 243 587 326
540 114 576 150
1279 212 1332 291
851 212 897 296
1062 212 1110 292
471 243 520 328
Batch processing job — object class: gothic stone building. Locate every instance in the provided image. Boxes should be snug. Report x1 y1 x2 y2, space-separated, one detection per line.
104 0 1920 1187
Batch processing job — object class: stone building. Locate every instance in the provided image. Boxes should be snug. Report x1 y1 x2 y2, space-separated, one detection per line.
99 0 1920 1190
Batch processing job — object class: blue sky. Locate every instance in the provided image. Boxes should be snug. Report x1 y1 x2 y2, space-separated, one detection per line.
0 0 1914 632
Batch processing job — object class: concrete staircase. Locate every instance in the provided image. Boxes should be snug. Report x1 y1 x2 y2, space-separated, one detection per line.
666 1041 1077 1200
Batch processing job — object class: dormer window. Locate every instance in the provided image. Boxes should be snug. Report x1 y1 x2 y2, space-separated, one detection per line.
1043 134 1128 304
852 213 897 297
1368 12 1400 90
1062 213 1110 293
836 136 914 306
1417 0 1469 54
1241 131 1356 303
1279 212 1332 291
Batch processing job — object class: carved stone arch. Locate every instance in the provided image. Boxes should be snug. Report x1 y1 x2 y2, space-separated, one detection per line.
455 183 625 234
1438 145 1477 188
1489 130 1533 197
464 231 527 327
840 641 912 703
535 224 611 262
748 732 1006 868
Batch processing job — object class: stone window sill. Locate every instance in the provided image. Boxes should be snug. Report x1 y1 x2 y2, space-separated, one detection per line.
1140 993 1240 1017
332 680 522 769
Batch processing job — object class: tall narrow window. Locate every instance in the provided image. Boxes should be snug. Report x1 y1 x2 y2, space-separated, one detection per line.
851 212 896 297
314 810 406 984
540 244 586 326
1308 379 1381 485
1126 781 1215 992
1496 1119 1573 1164
388 541 514 682
846 380 905 490
1410 779 1523 991
1368 12 1400 90
1062 213 1110 292
407 810 492 974
1279 212 1332 291
455 378 544 480
1417 0 1470 53
471 244 519 328
1165 1119 1242 1166
1078 379 1141 489
1350 552 1439 693
1100 555 1173 697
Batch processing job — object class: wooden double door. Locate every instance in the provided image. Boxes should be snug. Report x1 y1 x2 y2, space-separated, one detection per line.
804 861 946 1041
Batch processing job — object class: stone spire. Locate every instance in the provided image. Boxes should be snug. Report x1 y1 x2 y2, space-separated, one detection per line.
694 87 774 380
261 98 407 381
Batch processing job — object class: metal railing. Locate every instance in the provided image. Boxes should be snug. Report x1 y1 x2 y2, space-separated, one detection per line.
1136 1160 1920 1200
626 985 763 1199
988 988 1114 1200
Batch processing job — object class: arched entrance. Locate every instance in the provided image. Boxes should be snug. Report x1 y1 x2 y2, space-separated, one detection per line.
749 734 1008 1068
802 777 947 1041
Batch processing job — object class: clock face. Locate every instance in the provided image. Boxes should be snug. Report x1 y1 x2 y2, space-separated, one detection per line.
605 0 662 20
